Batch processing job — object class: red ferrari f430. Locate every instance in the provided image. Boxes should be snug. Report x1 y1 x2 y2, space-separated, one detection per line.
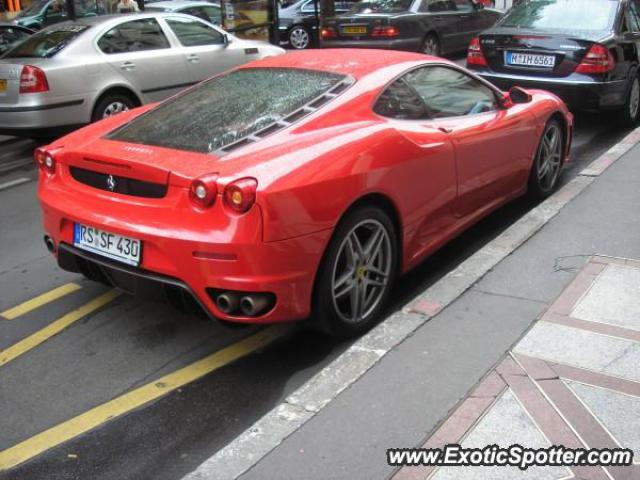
37 49 572 337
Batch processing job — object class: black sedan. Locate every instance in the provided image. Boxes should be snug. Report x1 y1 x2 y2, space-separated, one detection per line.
0 24 34 56
279 0 353 49
467 0 640 125
320 0 500 55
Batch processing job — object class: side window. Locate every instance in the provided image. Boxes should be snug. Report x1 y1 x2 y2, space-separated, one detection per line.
420 0 455 13
300 1 315 13
453 0 474 13
97 19 170 54
628 1 640 33
182 6 209 22
166 17 224 46
404 66 498 118
202 5 222 24
373 79 428 120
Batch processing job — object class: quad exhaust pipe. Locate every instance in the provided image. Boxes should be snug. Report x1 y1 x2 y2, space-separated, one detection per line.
44 235 55 253
216 293 240 314
213 291 275 317
239 294 271 317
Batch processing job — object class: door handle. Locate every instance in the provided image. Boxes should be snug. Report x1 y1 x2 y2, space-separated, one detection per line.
187 54 199 63
120 61 135 70
438 126 453 134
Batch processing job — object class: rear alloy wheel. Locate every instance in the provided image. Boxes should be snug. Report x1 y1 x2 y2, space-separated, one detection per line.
421 34 440 56
312 206 398 338
92 93 136 122
289 26 311 50
621 76 640 127
528 120 563 199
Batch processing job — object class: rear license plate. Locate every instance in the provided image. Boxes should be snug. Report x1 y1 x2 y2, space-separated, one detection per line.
0 79 6 93
506 52 555 68
342 25 367 35
73 223 142 267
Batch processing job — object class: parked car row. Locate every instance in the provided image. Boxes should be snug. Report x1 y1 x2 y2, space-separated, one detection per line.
2 0 639 136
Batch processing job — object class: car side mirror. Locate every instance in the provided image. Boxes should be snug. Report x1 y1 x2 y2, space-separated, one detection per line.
474 1 484 10
508 86 532 105
222 33 229 46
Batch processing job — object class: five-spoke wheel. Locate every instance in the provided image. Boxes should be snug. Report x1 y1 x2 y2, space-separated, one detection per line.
313 206 398 337
528 120 564 198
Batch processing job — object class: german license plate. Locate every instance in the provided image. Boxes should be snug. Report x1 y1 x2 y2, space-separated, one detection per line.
342 25 367 35
506 52 555 68
0 79 6 93
73 223 142 266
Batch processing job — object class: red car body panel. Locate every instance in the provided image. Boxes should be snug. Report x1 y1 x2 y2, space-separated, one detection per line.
38 49 573 324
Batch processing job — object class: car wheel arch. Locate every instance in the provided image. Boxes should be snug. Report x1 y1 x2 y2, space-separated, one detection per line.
92 86 142 120
333 192 404 274
421 31 441 54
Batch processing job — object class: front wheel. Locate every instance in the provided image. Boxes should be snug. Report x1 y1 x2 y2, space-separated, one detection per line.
527 119 564 200
311 206 398 338
621 75 640 127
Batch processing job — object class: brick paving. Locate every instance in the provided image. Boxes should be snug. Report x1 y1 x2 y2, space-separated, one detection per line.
394 256 640 480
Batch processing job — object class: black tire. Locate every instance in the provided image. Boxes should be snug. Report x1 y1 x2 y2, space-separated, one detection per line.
420 33 440 56
311 206 398 338
620 75 640 127
527 119 564 200
91 92 137 122
288 25 312 50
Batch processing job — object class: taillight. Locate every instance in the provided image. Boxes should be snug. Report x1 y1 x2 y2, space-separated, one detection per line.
20 65 49 94
34 146 56 174
576 44 615 74
371 25 399 38
320 27 337 39
190 173 218 208
467 37 488 67
224 178 257 214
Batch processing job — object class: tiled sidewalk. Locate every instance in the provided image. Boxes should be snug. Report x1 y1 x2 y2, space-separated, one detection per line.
394 255 640 480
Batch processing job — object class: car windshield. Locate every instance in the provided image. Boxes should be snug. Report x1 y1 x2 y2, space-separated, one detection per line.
498 0 618 31
350 0 412 13
15 0 49 17
108 68 347 154
3 24 88 58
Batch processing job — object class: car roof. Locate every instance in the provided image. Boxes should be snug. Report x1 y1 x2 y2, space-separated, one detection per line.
245 49 452 79
146 0 220 8
41 12 211 29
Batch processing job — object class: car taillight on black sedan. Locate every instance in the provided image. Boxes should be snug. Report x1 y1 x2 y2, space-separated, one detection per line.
575 44 615 74
467 37 488 67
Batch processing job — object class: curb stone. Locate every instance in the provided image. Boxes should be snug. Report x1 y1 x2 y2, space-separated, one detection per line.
183 124 640 480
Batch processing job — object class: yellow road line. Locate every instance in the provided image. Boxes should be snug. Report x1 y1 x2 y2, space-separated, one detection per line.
0 324 293 471
1 283 82 320
0 290 121 367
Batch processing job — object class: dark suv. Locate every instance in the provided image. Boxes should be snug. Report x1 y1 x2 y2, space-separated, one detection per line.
467 0 640 125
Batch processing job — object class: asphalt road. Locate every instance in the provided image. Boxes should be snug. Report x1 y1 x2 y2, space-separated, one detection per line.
0 104 632 479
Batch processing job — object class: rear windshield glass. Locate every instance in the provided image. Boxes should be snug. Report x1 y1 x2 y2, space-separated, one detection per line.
108 68 347 154
350 0 412 13
498 0 618 31
3 24 88 58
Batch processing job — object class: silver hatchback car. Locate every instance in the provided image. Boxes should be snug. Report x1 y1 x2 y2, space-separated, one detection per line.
0 13 285 137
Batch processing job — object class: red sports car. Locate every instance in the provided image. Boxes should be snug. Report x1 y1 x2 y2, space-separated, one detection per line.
37 49 572 337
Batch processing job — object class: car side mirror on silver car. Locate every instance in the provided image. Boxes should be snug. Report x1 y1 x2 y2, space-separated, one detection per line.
222 33 230 46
